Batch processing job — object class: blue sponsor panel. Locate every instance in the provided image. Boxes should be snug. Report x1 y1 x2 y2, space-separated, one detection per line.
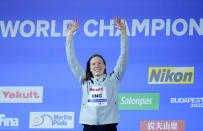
0 0 203 130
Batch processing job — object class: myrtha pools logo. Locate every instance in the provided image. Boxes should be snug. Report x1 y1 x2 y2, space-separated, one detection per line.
0 114 19 129
29 112 74 129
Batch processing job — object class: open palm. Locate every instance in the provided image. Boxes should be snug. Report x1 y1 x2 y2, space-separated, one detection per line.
67 20 79 33
113 16 126 31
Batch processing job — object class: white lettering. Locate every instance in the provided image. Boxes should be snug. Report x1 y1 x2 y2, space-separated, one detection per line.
20 20 35 37
151 19 165 36
0 20 20 37
121 97 152 106
189 18 203 35
51 20 61 37
63 20 71 37
36 20 49 37
0 18 202 38
84 19 98 37
166 19 171 36
132 19 150 36
99 19 114 36
172 19 188 36
0 114 19 127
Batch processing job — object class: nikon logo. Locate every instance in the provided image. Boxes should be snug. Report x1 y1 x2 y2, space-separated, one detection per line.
148 67 194 84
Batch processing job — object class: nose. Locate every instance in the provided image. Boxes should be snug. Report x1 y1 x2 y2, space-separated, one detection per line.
95 63 100 67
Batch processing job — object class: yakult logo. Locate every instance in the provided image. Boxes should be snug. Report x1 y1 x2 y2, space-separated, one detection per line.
0 114 19 129
29 112 74 129
0 86 43 103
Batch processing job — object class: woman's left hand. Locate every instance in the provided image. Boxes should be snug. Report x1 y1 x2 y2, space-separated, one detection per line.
113 16 127 36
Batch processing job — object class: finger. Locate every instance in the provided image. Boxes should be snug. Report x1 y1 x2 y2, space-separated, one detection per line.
76 20 78 26
73 20 76 27
67 22 72 31
71 20 74 25
112 24 118 28
74 20 79 29
116 16 119 24
119 16 121 23
68 21 72 28
114 16 119 25
117 16 121 25
117 16 120 23
77 20 79 27
114 16 117 24
124 18 126 24
112 24 122 30
74 20 77 25
70 21 73 28
74 20 78 27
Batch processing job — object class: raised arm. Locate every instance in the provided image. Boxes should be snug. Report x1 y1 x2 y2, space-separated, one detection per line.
66 20 85 84
112 17 129 80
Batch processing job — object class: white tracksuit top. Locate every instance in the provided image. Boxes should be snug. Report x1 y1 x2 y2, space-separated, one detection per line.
66 36 128 125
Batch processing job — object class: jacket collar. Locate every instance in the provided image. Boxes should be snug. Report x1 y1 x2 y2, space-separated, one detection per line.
91 74 107 83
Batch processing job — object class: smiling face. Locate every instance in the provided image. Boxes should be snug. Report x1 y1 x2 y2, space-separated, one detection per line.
90 56 106 79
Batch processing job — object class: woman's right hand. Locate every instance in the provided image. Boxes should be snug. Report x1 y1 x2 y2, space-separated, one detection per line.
67 20 79 40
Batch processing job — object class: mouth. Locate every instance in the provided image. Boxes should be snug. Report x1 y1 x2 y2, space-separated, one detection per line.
95 69 101 72
94 68 102 73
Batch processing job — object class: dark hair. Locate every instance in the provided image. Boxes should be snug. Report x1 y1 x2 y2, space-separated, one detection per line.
83 54 106 83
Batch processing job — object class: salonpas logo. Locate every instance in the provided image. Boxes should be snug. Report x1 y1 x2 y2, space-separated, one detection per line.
148 67 194 84
119 93 160 110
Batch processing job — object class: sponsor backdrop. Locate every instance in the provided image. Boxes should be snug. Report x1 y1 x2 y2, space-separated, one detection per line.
0 0 203 130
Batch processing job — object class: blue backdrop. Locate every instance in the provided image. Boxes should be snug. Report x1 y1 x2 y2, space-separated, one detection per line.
0 0 203 130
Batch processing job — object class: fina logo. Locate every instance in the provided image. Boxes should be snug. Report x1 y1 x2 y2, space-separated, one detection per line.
29 112 74 129
0 114 19 129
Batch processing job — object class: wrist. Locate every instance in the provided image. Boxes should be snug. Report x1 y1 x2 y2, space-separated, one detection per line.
67 32 73 40
121 30 127 37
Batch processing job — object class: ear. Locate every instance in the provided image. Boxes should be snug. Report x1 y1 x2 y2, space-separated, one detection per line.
104 64 106 70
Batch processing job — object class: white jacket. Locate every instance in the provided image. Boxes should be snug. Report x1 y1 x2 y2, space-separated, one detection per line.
66 36 129 125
